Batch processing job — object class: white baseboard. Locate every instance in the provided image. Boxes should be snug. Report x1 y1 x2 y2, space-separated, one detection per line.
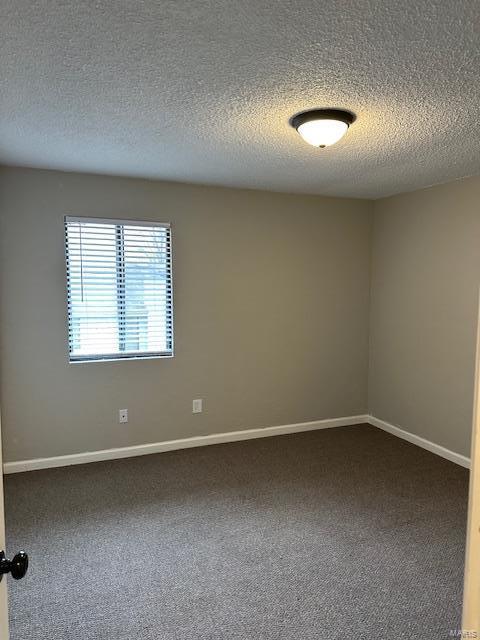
367 415 470 469
3 414 368 474
4 413 469 474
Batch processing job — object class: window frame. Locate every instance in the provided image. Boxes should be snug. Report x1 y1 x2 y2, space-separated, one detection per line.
64 215 174 364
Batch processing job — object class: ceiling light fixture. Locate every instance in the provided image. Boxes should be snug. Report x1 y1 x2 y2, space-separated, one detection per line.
290 108 356 148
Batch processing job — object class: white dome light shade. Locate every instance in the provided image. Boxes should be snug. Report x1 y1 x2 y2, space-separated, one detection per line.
291 109 355 148
297 119 348 147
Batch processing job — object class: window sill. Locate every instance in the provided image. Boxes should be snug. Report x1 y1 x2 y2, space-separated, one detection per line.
69 353 174 364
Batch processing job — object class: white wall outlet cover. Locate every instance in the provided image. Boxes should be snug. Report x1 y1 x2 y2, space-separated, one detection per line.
119 409 128 423
192 399 203 414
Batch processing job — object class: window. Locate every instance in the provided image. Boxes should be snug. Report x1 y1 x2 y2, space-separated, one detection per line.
65 217 173 362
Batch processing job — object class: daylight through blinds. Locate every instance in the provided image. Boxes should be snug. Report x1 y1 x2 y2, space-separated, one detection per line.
65 217 173 361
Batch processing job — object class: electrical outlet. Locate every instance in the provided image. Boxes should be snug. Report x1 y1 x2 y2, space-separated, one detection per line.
192 399 203 414
119 409 128 424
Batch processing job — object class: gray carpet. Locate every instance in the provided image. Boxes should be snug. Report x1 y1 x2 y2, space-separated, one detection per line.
4 424 468 639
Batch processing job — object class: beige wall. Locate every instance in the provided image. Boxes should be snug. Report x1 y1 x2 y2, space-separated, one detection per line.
369 176 480 457
0 167 372 462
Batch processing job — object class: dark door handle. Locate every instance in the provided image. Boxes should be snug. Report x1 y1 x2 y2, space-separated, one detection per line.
0 550 29 581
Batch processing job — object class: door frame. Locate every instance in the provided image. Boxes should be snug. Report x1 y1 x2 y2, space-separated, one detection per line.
0 409 9 640
463 293 480 634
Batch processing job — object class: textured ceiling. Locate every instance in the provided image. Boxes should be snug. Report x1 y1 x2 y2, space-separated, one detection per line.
1 1 479 198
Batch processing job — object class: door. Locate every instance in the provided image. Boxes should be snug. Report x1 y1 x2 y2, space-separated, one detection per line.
0 414 9 639
0 413 28 640
463 296 480 634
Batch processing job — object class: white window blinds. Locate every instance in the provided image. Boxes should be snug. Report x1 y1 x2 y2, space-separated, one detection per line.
65 217 173 362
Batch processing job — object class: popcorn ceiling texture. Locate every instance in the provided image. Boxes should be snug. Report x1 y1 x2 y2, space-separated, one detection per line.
0 0 479 198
